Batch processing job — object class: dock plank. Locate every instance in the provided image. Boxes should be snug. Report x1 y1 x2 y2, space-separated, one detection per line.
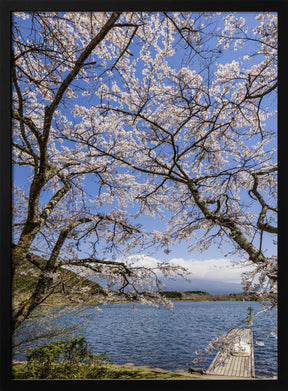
226 355 234 376
207 328 255 378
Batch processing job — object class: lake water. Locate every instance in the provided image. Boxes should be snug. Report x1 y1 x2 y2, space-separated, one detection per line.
14 301 277 378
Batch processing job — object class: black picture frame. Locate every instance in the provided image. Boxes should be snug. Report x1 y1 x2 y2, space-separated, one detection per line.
1 1 287 390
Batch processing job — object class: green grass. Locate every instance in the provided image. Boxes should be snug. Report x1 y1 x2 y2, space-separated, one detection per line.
12 361 199 380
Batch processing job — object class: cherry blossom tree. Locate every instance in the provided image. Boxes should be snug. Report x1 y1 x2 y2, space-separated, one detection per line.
12 11 189 331
58 12 277 293
12 11 277 332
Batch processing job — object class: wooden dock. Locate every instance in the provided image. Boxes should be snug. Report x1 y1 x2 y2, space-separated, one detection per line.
206 328 255 378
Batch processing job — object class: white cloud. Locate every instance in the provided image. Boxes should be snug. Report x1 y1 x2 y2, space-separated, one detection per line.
168 257 255 284
126 254 160 269
125 254 255 284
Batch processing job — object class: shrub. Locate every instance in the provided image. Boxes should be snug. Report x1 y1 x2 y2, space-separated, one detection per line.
25 337 110 379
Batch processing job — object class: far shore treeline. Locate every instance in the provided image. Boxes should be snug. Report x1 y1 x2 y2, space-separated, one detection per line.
159 290 267 302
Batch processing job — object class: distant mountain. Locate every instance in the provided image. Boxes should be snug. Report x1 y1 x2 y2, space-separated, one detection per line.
122 254 247 295
162 277 244 295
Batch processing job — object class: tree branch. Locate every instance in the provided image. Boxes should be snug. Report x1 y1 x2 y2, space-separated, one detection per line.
45 12 121 126
250 172 277 234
